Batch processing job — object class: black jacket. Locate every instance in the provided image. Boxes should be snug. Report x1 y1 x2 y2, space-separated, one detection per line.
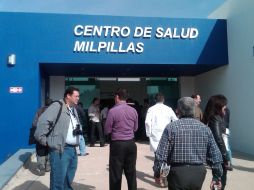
208 115 229 163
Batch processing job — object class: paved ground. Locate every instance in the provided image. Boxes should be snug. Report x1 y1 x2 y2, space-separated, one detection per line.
3 142 254 190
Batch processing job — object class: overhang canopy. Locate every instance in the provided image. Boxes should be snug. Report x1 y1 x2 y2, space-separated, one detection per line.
1 12 228 76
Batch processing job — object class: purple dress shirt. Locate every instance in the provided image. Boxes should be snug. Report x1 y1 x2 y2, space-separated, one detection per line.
104 102 138 141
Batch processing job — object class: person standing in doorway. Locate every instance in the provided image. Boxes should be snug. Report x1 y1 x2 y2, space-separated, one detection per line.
191 94 203 121
76 102 89 156
101 106 109 142
35 86 81 190
104 88 138 190
88 97 105 147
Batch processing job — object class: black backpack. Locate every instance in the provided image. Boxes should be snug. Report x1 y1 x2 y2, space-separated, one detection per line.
28 101 63 145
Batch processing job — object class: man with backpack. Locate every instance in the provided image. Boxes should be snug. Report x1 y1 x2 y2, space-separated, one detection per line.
35 86 81 190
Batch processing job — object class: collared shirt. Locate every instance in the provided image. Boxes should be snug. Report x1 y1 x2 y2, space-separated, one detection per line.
104 102 138 141
88 104 100 122
101 107 108 120
153 118 223 180
65 107 79 145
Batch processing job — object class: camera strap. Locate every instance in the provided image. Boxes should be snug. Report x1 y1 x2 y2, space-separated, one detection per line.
46 101 63 137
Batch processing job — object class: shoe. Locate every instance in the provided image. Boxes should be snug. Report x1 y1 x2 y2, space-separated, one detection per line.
100 144 108 147
78 153 89 156
90 144 95 147
226 164 233 171
36 167 45 176
225 162 233 171
45 166 51 172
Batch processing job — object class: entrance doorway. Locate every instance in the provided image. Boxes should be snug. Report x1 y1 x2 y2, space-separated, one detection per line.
65 77 179 142
65 77 179 110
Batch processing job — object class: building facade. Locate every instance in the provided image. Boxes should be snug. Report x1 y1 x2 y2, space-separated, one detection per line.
0 0 253 163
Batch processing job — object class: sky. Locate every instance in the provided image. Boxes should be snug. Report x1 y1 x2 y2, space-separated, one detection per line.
0 0 225 18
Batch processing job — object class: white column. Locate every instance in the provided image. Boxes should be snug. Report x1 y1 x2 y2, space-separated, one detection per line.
179 77 195 97
49 76 65 101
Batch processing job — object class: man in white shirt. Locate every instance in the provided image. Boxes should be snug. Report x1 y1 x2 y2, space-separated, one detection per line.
145 93 178 152
145 93 178 187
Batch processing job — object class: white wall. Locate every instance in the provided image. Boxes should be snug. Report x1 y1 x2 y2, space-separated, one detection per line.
49 76 65 101
179 77 195 97
195 0 254 155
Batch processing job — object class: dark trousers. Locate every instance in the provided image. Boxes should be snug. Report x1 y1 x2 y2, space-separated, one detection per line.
167 165 207 190
90 121 104 146
109 140 137 190
221 165 227 190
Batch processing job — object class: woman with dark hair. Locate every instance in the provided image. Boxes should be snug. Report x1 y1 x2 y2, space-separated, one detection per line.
203 94 230 190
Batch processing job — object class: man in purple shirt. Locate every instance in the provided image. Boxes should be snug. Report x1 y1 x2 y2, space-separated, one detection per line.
104 88 138 190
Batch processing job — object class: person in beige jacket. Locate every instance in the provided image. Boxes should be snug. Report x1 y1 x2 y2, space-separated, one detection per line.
191 94 203 121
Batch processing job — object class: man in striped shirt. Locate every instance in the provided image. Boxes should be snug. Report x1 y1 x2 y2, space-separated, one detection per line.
153 97 223 190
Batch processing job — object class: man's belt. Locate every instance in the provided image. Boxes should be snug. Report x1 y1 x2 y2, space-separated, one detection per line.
171 163 203 167
65 143 78 148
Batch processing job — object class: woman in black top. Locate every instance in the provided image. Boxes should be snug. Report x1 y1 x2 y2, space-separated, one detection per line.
203 94 230 190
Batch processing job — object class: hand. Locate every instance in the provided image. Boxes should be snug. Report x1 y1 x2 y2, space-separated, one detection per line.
210 180 222 190
154 177 161 185
154 177 167 187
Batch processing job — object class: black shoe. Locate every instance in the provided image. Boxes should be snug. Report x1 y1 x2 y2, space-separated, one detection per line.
78 153 89 156
225 163 233 171
227 165 233 171
90 144 95 147
36 167 45 176
45 166 51 172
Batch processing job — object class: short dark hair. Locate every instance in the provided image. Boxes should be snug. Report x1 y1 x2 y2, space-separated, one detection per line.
92 97 100 103
45 98 52 106
191 94 199 99
115 88 128 100
155 93 164 103
177 97 195 118
64 86 79 98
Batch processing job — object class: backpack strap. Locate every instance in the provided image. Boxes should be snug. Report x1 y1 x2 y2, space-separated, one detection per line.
46 101 63 137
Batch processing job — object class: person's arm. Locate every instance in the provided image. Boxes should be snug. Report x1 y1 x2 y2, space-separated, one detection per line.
104 110 113 135
145 108 152 137
209 116 229 162
134 110 139 132
206 129 223 185
153 126 172 178
34 103 60 146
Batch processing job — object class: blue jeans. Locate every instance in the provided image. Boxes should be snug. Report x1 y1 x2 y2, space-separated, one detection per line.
79 135 86 155
49 146 77 190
